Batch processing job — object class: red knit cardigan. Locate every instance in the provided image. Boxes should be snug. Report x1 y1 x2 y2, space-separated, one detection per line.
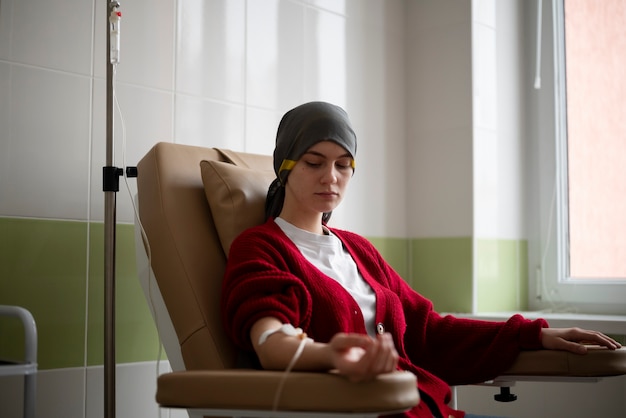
221 219 548 418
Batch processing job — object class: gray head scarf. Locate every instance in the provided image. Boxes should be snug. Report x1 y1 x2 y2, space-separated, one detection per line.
265 101 357 222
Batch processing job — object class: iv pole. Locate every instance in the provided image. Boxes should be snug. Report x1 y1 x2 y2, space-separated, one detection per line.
104 2 122 417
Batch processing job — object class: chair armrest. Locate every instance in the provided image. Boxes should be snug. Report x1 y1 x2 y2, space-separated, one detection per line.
502 346 626 377
156 369 419 414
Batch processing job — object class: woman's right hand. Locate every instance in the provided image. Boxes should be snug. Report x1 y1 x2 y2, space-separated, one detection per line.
328 332 399 382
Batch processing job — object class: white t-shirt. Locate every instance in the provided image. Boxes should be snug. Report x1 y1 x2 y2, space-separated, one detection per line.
275 217 377 337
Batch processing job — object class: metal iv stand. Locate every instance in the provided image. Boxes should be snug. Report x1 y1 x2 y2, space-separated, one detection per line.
103 2 136 417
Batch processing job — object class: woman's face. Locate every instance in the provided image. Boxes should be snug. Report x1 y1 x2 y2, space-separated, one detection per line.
281 140 354 222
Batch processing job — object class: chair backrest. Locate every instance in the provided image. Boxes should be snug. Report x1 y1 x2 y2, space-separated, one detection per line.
136 142 274 371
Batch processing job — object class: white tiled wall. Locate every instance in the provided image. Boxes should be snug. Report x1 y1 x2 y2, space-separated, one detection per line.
405 0 528 240
0 362 186 418
472 0 527 240
404 0 474 238
3 1 624 417
456 375 626 418
0 1 407 417
0 0 408 236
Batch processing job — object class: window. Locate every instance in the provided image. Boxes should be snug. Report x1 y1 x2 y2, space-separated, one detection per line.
557 0 626 281
532 0 626 314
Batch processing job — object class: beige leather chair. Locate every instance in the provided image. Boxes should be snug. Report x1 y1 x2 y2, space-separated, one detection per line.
135 142 420 417
134 142 626 417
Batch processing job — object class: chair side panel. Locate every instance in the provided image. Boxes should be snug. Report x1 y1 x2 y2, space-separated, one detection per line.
137 142 237 370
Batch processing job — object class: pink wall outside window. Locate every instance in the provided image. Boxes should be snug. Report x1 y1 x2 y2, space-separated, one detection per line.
565 0 626 279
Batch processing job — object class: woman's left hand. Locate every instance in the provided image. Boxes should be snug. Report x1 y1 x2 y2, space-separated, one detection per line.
541 327 622 354
329 332 398 382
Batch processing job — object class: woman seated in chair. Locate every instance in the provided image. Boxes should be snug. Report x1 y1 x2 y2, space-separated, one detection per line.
221 101 621 418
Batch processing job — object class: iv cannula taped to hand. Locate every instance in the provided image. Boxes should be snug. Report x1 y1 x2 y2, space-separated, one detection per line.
109 6 121 64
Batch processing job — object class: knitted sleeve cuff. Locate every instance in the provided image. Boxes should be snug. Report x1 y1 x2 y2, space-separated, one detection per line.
519 316 550 350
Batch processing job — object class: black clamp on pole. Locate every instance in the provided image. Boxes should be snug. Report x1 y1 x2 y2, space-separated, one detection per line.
103 167 123 192
102 166 137 192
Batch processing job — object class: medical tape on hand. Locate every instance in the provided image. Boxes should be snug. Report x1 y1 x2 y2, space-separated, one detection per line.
258 323 312 345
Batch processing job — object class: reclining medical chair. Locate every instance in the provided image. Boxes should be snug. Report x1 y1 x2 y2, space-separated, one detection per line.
134 142 626 417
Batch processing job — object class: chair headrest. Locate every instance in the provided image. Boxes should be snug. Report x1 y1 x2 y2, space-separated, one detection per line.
200 160 275 255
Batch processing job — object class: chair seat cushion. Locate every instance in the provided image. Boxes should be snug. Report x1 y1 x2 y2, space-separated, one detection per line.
156 369 420 413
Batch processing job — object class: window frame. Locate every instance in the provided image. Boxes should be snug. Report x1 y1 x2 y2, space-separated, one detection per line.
531 0 626 314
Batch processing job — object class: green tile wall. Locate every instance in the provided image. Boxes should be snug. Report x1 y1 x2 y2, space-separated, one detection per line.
373 236 474 313
0 218 88 369
86 223 163 366
408 237 528 313
1 217 528 370
475 238 528 312
410 237 474 313
368 237 410 279
0 217 160 370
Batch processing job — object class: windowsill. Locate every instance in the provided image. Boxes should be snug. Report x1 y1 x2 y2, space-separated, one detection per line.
447 311 626 335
